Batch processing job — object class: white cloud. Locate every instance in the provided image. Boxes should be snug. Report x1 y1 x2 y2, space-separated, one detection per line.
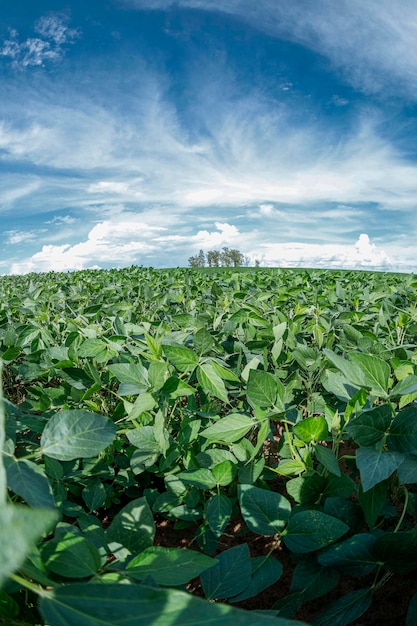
1 14 80 69
6 230 38 245
9 219 243 274
252 233 395 271
47 215 76 225
128 0 417 99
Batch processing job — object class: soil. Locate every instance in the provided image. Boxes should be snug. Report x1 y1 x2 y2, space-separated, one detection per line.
153 514 417 625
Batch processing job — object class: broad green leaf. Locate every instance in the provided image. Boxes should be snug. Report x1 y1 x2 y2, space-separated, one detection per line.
106 497 155 554
42 533 101 578
108 363 149 387
200 414 254 443
317 533 378 575
6 457 55 508
373 530 417 573
293 416 328 443
161 376 196 398
311 588 373 626
212 460 236 486
346 404 392 447
290 559 339 601
390 374 417 397
39 582 305 626
284 511 348 554
127 393 157 421
78 338 116 363
82 478 107 511
325 350 390 397
356 447 404 492
238 484 291 535
397 454 417 484
197 448 237 468
246 370 278 409
206 494 232 537
314 445 341 476
201 544 252 600
349 352 390 398
0 505 57 587
387 405 417 453
358 481 387 527
126 546 217 585
210 360 241 382
197 363 229 403
163 345 199 372
193 328 214 354
238 457 265 484
127 426 161 467
40 410 116 461
176 468 217 490
230 555 283 602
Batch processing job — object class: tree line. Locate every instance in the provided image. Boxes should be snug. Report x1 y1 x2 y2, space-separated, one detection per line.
188 247 248 268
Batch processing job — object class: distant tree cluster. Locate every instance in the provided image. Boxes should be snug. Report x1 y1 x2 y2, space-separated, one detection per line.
188 247 247 268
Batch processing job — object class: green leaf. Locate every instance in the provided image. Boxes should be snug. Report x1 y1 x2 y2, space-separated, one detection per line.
238 484 291 535
127 546 217 585
212 460 236 486
206 494 232 537
108 363 149 388
346 404 392 447
210 360 241 382
390 374 417 397
387 405 417 453
163 345 199 372
324 350 390 397
373 530 417 573
397 454 417 484
0 505 57 587
40 410 116 461
201 544 252 600
200 414 254 443
193 328 214 354
349 352 390 398
317 533 378 575
106 497 155 554
246 370 278 409
356 447 404 492
290 559 339 601
82 478 107 511
42 533 101 578
176 468 217 490
358 481 387 527
197 363 229 403
314 445 341 476
311 588 373 626
127 426 161 468
230 555 283 602
6 457 55 508
284 511 348 554
39 583 305 626
293 416 328 443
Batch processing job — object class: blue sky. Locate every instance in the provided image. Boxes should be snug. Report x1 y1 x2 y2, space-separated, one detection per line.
1 0 417 274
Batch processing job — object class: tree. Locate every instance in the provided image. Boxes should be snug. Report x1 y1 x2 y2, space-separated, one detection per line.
188 249 206 268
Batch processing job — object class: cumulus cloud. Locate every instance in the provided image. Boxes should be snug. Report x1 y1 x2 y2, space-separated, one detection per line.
0 14 80 69
9 220 243 274
253 233 395 271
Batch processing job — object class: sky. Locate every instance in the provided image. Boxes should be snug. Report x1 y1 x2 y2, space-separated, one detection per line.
2 1 417 274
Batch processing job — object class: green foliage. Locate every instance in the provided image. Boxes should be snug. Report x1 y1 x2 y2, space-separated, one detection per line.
1 265 417 624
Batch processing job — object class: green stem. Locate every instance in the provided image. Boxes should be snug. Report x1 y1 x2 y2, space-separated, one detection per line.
394 486 409 533
9 573 48 597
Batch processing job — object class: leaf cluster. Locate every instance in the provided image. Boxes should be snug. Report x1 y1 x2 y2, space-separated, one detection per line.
1 266 417 625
